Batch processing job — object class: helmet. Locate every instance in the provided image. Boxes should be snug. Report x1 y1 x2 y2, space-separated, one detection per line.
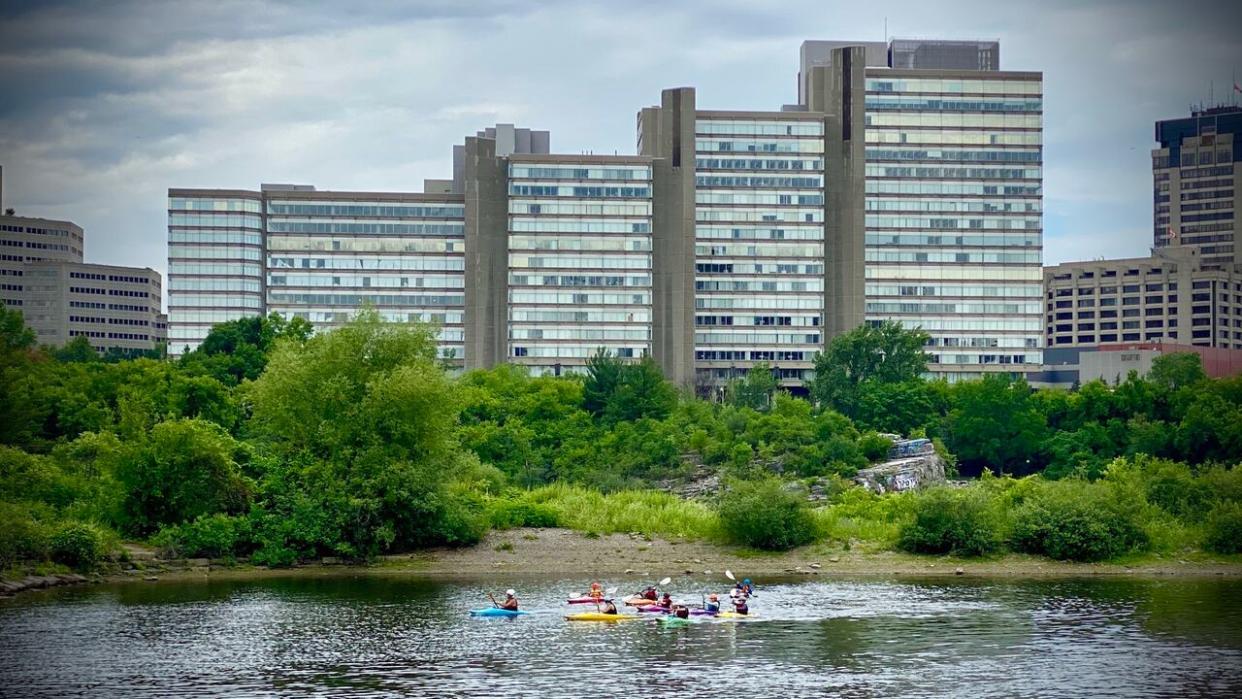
743 579 751 585
506 589 516 596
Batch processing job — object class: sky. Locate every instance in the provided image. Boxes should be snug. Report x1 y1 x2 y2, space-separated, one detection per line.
1 0 1240 284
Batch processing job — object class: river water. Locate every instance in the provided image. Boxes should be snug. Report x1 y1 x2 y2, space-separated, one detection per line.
1 574 1240 698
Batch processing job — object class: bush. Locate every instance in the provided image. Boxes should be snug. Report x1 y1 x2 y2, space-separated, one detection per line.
0 502 50 567
1203 502 1242 554
858 433 894 463
718 478 816 551
48 522 106 571
152 513 250 560
898 488 1002 556
489 498 561 529
1010 483 1147 561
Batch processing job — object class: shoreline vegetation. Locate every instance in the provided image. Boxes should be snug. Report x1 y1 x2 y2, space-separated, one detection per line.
3 307 1242 594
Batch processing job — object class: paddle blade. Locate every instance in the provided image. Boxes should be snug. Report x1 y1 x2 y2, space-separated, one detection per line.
606 587 619 595
658 577 672 586
725 570 735 581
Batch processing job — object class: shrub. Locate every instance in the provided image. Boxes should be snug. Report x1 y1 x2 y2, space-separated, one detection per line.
48 522 106 571
1203 502 1242 554
152 513 250 560
718 477 816 551
898 487 1002 556
858 433 894 463
1011 483 1147 561
489 498 561 529
0 502 50 567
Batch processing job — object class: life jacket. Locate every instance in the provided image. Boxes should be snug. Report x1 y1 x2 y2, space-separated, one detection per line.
643 588 658 600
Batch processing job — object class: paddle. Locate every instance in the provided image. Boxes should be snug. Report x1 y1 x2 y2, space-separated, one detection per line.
487 592 500 609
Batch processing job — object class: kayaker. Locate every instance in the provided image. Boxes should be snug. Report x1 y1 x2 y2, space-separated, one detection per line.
589 582 604 600
602 599 618 615
500 589 519 611
705 594 720 614
640 585 658 601
659 592 673 609
732 596 749 616
673 605 690 620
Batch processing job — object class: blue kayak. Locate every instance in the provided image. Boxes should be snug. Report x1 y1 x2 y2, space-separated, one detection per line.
470 608 529 618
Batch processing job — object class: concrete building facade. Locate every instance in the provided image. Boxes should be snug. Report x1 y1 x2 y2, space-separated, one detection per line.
802 40 1045 381
2 212 164 354
167 38 1043 385
505 154 653 375
1043 245 1242 351
1153 106 1241 268
168 186 466 359
20 261 164 352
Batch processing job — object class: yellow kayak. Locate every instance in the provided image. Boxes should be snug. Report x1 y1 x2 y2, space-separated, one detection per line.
566 612 641 622
717 611 758 619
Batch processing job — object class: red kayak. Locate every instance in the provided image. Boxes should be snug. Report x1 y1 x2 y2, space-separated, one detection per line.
567 596 606 605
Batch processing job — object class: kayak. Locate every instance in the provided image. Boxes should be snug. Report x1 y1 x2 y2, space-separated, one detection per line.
637 605 671 613
565 612 641 622
470 608 529 618
690 608 717 616
717 611 757 619
659 616 692 627
567 596 605 605
624 596 656 606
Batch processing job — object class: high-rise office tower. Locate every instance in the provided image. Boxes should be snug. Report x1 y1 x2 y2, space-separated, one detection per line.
167 190 266 354
1153 106 1241 268
804 39 1044 380
168 38 1042 384
640 91 834 387
167 186 465 358
504 154 653 374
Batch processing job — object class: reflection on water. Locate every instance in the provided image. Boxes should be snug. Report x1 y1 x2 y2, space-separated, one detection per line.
2 575 1240 697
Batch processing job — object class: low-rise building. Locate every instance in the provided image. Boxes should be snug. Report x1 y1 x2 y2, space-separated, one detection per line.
2 212 165 355
1044 245 1242 351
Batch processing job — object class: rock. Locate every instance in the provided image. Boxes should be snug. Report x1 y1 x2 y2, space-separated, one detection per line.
829 556 840 563
954 567 964 576
321 557 340 566
144 576 159 582
854 438 945 494
809 563 821 569
187 558 210 567
693 559 703 564
704 570 712 575
684 570 694 575
624 569 636 575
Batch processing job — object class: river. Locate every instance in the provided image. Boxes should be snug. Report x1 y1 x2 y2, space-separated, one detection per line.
1 574 1240 697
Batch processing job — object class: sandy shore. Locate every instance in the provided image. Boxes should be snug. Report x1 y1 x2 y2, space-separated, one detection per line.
393 528 1242 579
9 529 1239 596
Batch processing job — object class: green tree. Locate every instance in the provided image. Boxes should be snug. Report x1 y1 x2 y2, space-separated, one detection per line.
583 348 623 416
117 419 251 535
810 321 932 428
0 302 35 355
942 375 1047 475
244 310 476 559
50 336 99 363
1148 352 1207 391
181 312 313 385
727 362 779 411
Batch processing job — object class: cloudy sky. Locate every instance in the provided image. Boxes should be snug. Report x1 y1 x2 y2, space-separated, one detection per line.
1 0 1240 282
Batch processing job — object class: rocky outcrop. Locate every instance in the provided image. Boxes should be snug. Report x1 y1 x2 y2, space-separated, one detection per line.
854 438 946 494
0 573 89 598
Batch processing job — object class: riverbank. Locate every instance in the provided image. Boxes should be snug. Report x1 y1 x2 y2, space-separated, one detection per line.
4 528 1239 599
